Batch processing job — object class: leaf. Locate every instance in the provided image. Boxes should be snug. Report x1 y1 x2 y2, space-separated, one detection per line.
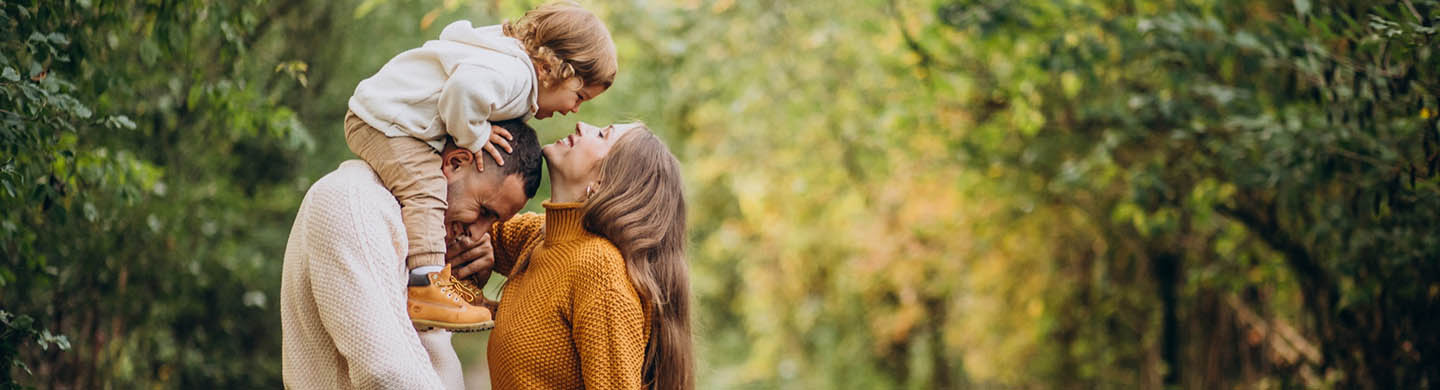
46 32 69 45
104 115 138 130
1293 0 1311 17
1233 32 1264 51
1 67 17 81
354 0 383 19
41 330 71 351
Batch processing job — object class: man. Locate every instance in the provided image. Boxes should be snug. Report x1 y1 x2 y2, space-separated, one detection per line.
281 120 542 389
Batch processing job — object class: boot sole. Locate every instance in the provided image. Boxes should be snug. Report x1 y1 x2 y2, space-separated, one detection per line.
413 319 495 333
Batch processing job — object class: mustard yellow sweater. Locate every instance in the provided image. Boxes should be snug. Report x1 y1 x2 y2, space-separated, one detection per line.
487 202 650 389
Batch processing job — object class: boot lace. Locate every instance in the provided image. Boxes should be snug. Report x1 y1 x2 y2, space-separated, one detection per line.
437 277 479 304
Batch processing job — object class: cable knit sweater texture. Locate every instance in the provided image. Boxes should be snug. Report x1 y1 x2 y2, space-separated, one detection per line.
281 160 463 389
487 202 651 389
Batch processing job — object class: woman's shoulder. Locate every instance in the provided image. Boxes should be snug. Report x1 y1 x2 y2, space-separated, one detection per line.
566 236 632 288
570 236 624 271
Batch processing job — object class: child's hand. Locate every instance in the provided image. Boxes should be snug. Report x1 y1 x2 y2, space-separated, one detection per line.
478 124 513 171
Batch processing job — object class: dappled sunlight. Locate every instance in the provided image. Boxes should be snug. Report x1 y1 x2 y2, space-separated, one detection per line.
4 0 1437 388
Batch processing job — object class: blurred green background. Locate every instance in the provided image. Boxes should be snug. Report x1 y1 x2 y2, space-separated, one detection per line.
3 0 1438 388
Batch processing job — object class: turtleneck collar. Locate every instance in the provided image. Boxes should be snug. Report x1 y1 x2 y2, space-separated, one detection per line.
541 201 588 244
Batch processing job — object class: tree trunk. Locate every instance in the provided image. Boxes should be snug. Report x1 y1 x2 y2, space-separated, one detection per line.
1152 252 1182 388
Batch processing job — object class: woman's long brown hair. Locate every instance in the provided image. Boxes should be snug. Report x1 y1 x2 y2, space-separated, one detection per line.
582 126 694 389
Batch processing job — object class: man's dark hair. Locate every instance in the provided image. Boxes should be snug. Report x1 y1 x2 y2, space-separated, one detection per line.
490 119 544 199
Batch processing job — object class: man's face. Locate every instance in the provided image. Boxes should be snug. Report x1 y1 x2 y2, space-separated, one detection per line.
443 159 529 243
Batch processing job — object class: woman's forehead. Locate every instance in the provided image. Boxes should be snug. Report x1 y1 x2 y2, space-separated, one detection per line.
610 122 645 138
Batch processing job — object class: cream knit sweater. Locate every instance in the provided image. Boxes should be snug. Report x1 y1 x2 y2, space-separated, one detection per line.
281 160 463 389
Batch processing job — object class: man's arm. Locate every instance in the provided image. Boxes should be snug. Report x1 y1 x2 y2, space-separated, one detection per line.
305 187 449 389
488 212 546 276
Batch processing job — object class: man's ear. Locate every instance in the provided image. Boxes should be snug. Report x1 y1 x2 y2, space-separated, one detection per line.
442 148 474 175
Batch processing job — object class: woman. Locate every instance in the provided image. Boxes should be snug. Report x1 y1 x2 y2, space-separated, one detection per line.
484 121 693 389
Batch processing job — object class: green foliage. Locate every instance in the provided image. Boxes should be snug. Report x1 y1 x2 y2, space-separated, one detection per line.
1 310 70 388
4 0 1437 388
0 0 322 386
920 0 1440 387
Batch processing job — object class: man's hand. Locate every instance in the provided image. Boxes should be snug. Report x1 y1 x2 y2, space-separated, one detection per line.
477 125 513 171
447 232 495 280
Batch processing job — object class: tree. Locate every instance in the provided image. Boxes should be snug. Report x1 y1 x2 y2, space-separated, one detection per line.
902 0 1439 387
1 0 321 386
6 0 1435 388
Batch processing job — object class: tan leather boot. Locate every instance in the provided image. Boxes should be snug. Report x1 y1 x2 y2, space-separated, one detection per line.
456 271 500 317
408 264 494 332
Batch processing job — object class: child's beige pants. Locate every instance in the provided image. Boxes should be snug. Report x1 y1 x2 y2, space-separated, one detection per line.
344 111 446 269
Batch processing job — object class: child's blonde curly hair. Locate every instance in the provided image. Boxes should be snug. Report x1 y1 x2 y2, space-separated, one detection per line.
503 2 618 90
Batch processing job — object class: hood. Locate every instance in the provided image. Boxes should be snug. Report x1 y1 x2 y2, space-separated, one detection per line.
438 20 531 61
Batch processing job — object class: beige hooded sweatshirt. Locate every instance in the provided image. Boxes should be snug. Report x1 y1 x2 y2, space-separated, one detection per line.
348 20 539 152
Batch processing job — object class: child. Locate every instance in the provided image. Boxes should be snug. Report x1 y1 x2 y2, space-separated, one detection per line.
344 2 617 331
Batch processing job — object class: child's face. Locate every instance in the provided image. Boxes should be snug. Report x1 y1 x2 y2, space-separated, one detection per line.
535 77 606 119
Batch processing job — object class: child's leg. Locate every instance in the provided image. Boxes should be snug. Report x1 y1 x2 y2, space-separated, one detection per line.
344 112 447 269
345 112 493 332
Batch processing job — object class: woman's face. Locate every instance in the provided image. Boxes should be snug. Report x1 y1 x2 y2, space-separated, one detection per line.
542 121 642 184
